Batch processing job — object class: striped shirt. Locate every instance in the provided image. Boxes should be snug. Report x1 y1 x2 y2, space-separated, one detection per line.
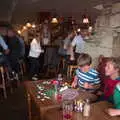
76 68 100 91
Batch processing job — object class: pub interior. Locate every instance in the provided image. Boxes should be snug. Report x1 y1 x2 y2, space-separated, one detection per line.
0 0 120 120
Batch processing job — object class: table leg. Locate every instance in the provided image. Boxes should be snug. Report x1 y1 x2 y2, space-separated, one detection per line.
40 108 45 120
27 93 32 120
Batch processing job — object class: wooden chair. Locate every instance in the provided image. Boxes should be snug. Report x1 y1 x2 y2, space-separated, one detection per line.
67 65 78 78
0 66 13 99
57 57 65 73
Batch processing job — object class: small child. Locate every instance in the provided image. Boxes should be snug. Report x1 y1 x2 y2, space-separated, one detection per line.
103 57 120 116
71 53 100 93
107 83 120 116
103 57 120 102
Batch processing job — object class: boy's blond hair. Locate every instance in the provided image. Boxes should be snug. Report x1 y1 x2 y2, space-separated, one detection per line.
107 57 120 74
77 53 92 67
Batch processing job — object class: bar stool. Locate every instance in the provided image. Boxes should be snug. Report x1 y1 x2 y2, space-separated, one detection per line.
18 59 26 79
67 65 78 78
0 66 12 99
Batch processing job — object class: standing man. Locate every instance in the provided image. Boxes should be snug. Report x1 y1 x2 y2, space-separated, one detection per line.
70 30 85 61
63 31 74 74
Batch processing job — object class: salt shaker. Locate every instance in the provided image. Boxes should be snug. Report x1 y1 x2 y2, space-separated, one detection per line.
74 100 77 111
83 99 91 117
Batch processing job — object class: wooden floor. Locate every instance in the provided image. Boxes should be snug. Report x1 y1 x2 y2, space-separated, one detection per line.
0 83 28 120
0 72 58 120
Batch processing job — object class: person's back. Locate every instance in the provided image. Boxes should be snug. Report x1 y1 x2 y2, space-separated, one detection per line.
17 36 25 58
71 34 85 54
8 36 21 57
72 53 100 93
7 29 22 73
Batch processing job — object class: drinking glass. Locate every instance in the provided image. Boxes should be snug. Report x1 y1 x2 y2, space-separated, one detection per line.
62 100 73 120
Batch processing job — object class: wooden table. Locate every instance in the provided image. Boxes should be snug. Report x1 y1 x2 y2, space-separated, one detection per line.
24 80 60 120
24 80 98 120
44 101 120 120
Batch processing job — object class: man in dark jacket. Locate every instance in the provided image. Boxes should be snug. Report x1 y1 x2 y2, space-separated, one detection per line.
7 29 22 73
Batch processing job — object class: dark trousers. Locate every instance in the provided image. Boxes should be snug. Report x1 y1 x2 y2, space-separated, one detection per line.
29 57 40 77
0 55 12 74
9 55 20 73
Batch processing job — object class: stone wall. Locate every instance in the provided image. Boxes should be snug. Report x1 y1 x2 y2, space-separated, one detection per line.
84 2 120 66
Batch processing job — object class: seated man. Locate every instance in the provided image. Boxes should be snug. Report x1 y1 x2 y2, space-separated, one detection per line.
0 35 12 73
7 29 22 74
71 53 101 93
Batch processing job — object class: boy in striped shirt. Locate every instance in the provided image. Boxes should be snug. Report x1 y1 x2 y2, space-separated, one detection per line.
72 53 100 93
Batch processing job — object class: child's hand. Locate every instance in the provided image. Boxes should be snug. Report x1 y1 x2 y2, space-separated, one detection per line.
71 76 77 88
71 82 77 88
88 84 94 89
107 108 120 116
83 82 89 89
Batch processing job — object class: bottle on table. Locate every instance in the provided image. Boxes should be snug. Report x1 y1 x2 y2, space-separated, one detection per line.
83 99 91 117
54 74 63 102
57 73 63 87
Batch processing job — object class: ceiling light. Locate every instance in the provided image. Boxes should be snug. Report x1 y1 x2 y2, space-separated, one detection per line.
17 30 21 34
83 18 89 24
23 26 27 30
77 28 81 32
51 18 58 24
26 23 32 27
32 24 36 28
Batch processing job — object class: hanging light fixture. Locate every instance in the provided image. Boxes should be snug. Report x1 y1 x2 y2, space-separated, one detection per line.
51 17 58 24
23 26 27 30
17 30 21 34
83 17 89 24
26 22 32 27
32 24 36 28
77 28 81 32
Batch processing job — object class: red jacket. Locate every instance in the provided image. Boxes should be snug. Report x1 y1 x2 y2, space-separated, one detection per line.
104 78 120 98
